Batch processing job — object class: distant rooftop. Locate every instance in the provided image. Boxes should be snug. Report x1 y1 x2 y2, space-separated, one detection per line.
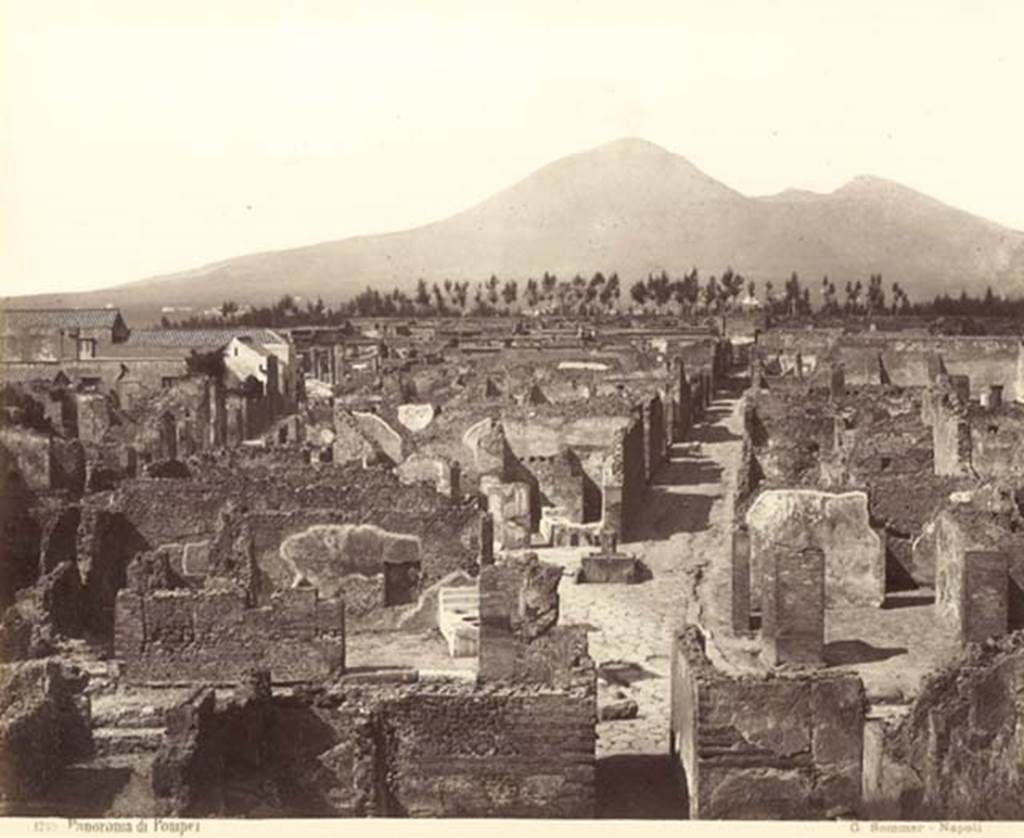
0 308 124 331
125 328 286 350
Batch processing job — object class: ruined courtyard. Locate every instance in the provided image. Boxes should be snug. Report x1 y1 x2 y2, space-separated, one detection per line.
1 308 1023 820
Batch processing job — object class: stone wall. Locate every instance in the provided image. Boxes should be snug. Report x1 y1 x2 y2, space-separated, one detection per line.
525 448 588 523
480 477 532 549
745 489 885 608
0 659 93 803
921 501 1024 640
115 583 345 684
870 631 1024 819
0 426 86 494
670 626 866 820
968 406 1024 479
156 676 596 818
758 333 1021 402
100 461 480 594
394 453 459 500
620 414 646 540
201 502 477 634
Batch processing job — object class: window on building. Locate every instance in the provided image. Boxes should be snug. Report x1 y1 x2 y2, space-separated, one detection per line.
77 338 97 360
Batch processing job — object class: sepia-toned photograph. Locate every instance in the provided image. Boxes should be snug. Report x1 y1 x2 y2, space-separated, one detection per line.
1 0 1022 830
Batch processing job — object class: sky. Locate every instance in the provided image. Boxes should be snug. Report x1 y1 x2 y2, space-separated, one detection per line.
2 0 1023 297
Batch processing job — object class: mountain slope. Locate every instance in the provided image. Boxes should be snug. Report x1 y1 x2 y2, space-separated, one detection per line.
8 138 1024 323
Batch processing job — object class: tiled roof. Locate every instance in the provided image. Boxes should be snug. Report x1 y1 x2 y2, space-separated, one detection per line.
0 308 123 331
124 328 285 349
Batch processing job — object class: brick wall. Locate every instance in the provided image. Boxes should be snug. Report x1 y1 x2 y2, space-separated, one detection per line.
114 583 345 684
162 678 596 818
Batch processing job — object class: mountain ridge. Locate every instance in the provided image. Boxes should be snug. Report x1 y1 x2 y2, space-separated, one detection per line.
7 138 1024 324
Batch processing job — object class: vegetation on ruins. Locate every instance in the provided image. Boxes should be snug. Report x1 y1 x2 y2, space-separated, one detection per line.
159 268 1024 329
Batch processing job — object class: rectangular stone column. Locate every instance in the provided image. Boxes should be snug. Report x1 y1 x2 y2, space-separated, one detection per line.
964 550 1008 643
829 363 846 401
477 563 518 681
731 525 751 633
761 545 825 666
939 549 1008 644
950 374 970 405
479 511 494 566
988 385 1004 410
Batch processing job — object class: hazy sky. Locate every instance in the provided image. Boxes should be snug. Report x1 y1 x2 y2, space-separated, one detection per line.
3 0 1023 297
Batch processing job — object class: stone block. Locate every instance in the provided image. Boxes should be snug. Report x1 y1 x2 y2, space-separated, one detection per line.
579 554 640 584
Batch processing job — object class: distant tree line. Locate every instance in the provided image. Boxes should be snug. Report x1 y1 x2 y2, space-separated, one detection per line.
159 269 1024 328
161 295 353 330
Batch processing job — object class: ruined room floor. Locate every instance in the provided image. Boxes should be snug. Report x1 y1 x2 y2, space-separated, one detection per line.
824 593 961 701
345 629 477 673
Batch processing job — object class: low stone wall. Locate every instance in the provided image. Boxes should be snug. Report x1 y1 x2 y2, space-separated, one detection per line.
114 583 345 684
156 677 596 818
670 626 866 820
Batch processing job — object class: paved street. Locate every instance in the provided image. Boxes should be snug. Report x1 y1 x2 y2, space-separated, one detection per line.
535 390 746 759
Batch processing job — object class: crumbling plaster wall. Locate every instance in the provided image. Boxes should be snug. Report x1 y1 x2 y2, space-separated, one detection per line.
746 489 885 608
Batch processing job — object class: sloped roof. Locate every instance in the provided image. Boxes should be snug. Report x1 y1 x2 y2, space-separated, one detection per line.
124 328 285 349
0 308 123 331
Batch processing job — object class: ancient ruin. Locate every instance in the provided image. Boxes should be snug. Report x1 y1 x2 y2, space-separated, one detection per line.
1 305 1022 822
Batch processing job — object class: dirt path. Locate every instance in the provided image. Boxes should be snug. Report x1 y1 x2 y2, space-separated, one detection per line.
534 388 746 762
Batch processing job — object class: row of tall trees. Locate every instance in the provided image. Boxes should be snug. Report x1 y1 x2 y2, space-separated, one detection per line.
160 269 1024 328
350 273 626 318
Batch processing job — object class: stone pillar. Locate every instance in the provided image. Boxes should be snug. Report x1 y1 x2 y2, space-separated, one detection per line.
829 363 846 401
761 545 825 666
475 418 511 479
209 377 227 448
950 374 970 406
731 525 751 634
750 352 765 390
599 527 619 555
640 401 652 485
601 445 624 539
1016 340 1024 403
963 551 1008 643
437 459 461 502
266 354 280 422
988 385 1004 410
478 563 517 681
925 352 945 385
123 445 138 478
937 549 1008 645
672 358 687 440
479 511 494 566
